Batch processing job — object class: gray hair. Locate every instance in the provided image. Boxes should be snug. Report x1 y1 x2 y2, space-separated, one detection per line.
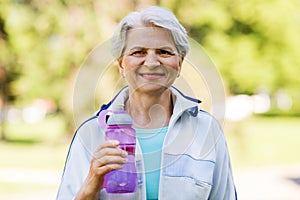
110 6 190 59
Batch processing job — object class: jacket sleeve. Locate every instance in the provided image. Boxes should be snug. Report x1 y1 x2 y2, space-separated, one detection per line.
208 120 237 200
56 118 102 200
56 131 92 200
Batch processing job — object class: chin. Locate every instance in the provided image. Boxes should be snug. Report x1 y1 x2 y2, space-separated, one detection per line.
132 84 169 95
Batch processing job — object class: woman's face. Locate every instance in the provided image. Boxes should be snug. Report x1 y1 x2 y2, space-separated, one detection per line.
118 26 183 95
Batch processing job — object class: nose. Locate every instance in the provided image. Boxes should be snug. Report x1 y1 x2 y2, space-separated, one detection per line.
144 50 160 68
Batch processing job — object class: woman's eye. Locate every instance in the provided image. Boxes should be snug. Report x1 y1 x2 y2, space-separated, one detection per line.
158 49 175 57
130 51 146 56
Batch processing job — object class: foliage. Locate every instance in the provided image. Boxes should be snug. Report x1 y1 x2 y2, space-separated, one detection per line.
0 0 299 134
161 0 300 114
181 0 300 94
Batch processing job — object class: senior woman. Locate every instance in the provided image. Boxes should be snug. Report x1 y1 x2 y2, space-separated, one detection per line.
57 6 237 200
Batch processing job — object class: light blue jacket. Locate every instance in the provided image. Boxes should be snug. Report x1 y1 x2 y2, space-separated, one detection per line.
56 87 237 200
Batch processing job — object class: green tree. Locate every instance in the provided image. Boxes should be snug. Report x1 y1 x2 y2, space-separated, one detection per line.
0 10 21 140
1 0 300 141
0 0 141 136
162 0 300 113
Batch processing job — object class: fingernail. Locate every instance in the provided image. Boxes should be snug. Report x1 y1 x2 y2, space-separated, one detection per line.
122 151 128 157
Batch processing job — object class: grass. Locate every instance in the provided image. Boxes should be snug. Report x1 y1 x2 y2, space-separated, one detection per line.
0 182 58 196
3 114 67 143
0 115 300 197
0 114 69 170
0 142 68 169
225 116 300 168
0 115 70 196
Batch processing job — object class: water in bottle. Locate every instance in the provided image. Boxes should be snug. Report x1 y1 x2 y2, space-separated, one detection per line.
98 106 137 193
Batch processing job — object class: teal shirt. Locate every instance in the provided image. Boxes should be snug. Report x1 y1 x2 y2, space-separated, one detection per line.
135 127 168 200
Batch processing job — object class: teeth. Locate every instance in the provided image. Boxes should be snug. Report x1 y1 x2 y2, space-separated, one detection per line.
141 74 163 76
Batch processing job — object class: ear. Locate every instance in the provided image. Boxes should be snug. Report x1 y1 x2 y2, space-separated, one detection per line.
118 57 123 68
177 56 184 74
117 58 124 76
179 56 184 66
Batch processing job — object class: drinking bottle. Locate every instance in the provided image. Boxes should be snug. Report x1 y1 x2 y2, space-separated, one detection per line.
98 106 137 193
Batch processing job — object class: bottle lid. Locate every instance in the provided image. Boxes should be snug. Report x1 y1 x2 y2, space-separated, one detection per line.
107 104 133 125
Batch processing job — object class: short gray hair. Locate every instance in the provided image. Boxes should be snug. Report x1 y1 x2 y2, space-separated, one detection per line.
110 6 190 59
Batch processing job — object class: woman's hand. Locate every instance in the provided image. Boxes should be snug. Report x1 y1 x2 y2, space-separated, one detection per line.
75 140 128 200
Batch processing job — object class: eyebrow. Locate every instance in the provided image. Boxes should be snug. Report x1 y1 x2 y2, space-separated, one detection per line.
128 46 177 52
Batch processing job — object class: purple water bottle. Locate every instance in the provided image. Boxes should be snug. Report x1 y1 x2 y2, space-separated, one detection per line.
98 105 137 193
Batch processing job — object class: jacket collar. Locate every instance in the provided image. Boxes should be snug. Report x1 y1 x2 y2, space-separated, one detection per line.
170 87 200 117
97 86 201 117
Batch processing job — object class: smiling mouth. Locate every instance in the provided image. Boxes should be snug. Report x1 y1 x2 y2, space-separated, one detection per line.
139 73 165 80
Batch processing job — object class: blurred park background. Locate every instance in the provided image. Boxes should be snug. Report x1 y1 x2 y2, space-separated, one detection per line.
0 0 300 199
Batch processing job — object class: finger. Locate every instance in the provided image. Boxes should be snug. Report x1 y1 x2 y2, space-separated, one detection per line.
92 156 127 174
94 155 128 167
94 146 128 158
94 142 128 158
102 163 126 172
94 163 127 175
96 140 120 151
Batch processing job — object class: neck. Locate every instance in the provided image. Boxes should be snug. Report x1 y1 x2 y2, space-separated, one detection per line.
125 89 173 129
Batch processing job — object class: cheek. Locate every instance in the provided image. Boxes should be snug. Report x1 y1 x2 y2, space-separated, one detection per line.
122 57 141 72
167 58 181 71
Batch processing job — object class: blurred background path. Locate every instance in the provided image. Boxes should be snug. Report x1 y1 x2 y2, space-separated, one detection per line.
235 164 300 200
